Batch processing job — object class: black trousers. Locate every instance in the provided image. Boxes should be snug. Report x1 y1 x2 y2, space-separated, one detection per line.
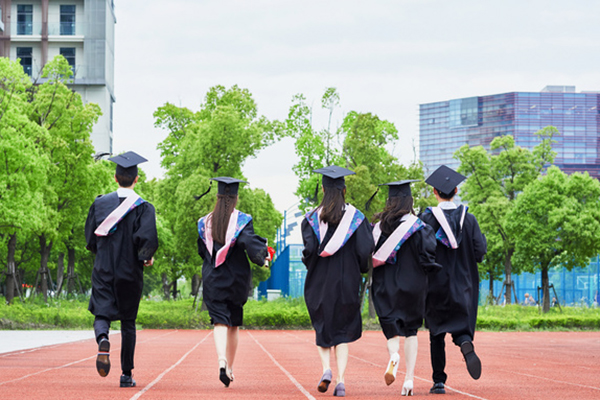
94 317 136 374
429 331 472 383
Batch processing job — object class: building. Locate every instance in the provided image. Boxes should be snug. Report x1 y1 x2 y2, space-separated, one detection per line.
0 0 115 154
419 86 600 179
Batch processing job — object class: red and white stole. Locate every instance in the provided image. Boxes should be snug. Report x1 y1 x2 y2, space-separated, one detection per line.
94 193 144 237
372 215 421 267
430 206 467 249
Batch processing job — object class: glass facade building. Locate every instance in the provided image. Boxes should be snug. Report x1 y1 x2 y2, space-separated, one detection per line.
419 86 600 179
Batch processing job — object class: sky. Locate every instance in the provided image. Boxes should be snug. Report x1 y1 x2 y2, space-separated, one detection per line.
112 0 600 237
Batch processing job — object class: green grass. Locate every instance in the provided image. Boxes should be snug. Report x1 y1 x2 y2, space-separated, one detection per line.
1 296 599 331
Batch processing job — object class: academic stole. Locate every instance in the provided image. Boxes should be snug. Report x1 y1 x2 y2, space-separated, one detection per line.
94 194 145 236
198 209 252 267
305 204 365 257
430 205 467 249
372 215 424 267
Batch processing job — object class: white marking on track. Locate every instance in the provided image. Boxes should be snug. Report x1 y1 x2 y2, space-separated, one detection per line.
129 331 212 400
248 331 316 400
501 369 600 391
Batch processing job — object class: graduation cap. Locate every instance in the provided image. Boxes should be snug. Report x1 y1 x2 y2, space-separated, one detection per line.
425 165 466 195
194 177 247 200
109 151 147 178
365 179 419 211
313 166 355 189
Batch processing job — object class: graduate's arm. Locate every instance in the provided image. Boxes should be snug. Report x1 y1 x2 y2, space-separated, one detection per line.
355 218 375 274
417 224 443 274
469 214 487 263
237 220 268 266
134 203 159 262
84 202 97 254
301 218 318 269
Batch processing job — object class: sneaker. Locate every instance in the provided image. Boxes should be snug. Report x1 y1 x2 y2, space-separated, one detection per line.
96 338 110 377
120 374 136 388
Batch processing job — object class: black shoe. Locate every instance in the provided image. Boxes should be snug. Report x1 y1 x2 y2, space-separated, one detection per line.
219 367 231 387
460 341 482 380
120 374 136 388
430 382 446 394
96 338 110 377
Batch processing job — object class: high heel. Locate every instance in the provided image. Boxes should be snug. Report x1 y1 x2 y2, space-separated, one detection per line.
318 369 332 392
401 380 413 396
333 382 345 397
384 352 400 386
218 359 230 387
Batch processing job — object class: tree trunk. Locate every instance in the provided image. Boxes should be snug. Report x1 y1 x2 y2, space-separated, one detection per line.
161 273 171 300
66 246 76 295
55 252 65 296
504 248 514 304
367 269 376 318
172 278 178 300
6 233 17 304
191 273 201 297
38 235 53 302
541 264 550 313
488 270 495 305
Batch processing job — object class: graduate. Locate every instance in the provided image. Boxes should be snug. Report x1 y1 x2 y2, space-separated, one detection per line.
196 177 270 387
370 180 441 396
419 166 487 394
85 151 159 388
301 166 374 397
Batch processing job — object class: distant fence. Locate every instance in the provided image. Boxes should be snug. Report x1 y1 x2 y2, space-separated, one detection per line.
480 257 600 306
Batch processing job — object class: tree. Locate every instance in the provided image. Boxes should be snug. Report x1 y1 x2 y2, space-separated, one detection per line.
507 167 600 312
0 58 49 304
455 127 558 303
153 85 282 300
28 56 102 301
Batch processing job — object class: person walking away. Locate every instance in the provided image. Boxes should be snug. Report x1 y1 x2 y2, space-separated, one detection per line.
85 151 159 388
370 180 441 396
196 177 270 387
420 165 487 394
301 166 374 397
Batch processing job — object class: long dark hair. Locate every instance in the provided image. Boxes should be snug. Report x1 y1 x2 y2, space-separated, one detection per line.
374 195 415 236
314 186 346 225
209 194 237 244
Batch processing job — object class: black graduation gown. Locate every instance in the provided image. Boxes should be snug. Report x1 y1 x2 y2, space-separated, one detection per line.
301 216 374 348
85 192 159 321
372 220 440 339
197 220 267 326
419 207 487 339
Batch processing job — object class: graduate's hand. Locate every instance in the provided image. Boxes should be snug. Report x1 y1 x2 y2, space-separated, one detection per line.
143 258 154 267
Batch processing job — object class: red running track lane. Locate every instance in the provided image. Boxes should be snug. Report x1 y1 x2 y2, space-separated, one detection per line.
1 330 599 399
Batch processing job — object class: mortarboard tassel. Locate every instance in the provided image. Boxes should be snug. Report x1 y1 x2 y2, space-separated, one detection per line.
194 181 213 201
364 187 379 211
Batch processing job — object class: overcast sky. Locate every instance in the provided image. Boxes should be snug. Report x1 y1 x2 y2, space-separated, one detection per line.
112 0 600 220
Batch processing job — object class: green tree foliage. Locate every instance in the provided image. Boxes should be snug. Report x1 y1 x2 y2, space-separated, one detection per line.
507 167 600 312
153 85 282 299
455 127 558 303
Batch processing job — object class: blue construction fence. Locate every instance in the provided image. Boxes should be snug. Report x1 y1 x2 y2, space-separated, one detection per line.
259 245 600 307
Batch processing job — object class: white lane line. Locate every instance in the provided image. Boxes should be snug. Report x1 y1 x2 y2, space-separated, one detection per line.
0 354 95 386
247 331 316 400
501 369 600 391
0 330 179 386
129 331 212 400
349 353 489 400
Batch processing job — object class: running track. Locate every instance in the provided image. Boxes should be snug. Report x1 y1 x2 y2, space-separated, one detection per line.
1 330 599 399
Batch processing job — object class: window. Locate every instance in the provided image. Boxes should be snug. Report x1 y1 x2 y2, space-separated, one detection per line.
17 5 33 35
60 47 76 73
60 5 76 35
17 47 33 76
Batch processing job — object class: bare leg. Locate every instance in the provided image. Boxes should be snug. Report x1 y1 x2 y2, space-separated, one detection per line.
317 346 332 373
404 335 418 382
335 343 349 384
213 324 228 369
387 336 401 355
226 326 239 378
385 336 401 385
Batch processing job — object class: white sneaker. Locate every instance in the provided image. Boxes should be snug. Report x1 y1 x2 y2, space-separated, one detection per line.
384 352 400 386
